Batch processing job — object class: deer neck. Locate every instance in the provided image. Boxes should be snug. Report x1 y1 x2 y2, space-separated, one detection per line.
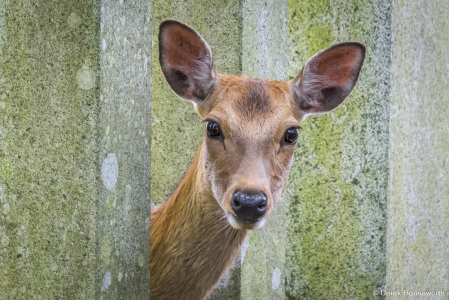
150 143 248 300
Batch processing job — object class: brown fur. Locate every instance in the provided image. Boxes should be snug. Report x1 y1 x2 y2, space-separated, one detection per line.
235 82 272 120
150 146 247 300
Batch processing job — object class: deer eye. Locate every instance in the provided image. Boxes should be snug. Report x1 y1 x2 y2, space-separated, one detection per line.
206 120 221 138
284 127 300 145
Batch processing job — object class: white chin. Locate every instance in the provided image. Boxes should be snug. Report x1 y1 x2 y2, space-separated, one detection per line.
227 214 266 230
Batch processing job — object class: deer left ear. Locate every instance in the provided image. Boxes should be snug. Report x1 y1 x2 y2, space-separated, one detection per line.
292 42 366 116
159 19 217 105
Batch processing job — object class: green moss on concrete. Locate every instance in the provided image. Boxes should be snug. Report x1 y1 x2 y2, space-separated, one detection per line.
150 1 243 299
387 0 449 294
150 0 242 205
239 1 289 299
240 0 288 81
304 25 333 59
0 1 153 299
286 0 391 298
288 0 332 80
0 1 99 298
97 0 152 298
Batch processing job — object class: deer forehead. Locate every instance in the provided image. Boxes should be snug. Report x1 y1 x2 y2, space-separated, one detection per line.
199 75 302 137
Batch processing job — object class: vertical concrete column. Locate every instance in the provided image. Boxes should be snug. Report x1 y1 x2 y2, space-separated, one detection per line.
150 1 242 299
0 1 99 298
387 0 449 295
0 0 152 299
239 1 289 299
98 0 152 298
150 0 242 206
285 0 391 299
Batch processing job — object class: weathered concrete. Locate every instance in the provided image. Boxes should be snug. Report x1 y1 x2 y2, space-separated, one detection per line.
150 1 243 299
285 0 391 299
239 1 290 299
150 0 242 206
0 0 152 299
98 0 152 298
387 0 449 297
2 0 448 298
0 1 99 298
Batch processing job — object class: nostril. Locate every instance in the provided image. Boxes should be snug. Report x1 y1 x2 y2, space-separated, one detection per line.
233 198 241 208
257 202 266 210
231 192 242 212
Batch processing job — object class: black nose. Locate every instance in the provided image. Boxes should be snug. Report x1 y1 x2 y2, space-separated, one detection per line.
231 189 267 223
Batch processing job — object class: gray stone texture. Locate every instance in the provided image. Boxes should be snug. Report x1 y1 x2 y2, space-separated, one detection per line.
387 0 449 296
98 0 152 298
285 0 391 298
240 1 290 299
1 0 449 299
0 0 151 299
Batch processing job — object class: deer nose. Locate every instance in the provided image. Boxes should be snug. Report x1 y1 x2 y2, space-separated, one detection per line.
231 189 267 223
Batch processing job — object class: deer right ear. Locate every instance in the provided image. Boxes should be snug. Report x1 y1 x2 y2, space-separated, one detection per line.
159 19 217 105
292 42 366 117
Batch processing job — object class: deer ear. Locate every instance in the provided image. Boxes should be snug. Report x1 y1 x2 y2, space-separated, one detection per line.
159 19 217 105
292 42 366 116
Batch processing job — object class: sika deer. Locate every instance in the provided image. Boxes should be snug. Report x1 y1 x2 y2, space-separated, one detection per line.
150 19 366 300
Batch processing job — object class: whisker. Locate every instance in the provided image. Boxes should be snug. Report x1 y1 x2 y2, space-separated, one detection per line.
210 223 229 241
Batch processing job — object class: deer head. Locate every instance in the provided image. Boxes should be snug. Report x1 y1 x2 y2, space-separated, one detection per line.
158 19 366 230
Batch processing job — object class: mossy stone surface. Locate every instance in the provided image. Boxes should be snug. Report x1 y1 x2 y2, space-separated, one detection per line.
387 0 449 294
97 1 152 298
0 0 99 298
285 0 391 298
0 0 152 299
150 1 243 299
239 1 289 299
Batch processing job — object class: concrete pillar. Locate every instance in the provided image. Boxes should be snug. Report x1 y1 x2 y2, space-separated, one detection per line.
150 0 242 206
0 0 152 299
387 0 449 295
150 1 243 299
285 0 391 298
239 1 289 299
3 0 448 299
98 0 152 298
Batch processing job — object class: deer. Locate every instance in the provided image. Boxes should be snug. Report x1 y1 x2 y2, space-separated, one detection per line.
150 19 366 300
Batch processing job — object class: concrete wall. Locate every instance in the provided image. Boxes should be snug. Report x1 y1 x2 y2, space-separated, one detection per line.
0 0 151 299
387 0 449 296
0 1 99 298
149 1 243 299
98 0 152 298
285 0 391 298
1 0 449 299
239 1 290 300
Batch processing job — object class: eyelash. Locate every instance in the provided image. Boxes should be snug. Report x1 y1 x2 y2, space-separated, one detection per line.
204 119 226 149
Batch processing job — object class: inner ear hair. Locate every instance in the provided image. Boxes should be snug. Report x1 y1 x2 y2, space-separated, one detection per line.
293 42 366 116
159 19 217 105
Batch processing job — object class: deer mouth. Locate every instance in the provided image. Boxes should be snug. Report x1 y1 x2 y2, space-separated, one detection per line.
240 218 256 224
227 214 266 230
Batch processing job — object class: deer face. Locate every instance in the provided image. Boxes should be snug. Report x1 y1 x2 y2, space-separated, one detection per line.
198 77 301 230
159 19 366 230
